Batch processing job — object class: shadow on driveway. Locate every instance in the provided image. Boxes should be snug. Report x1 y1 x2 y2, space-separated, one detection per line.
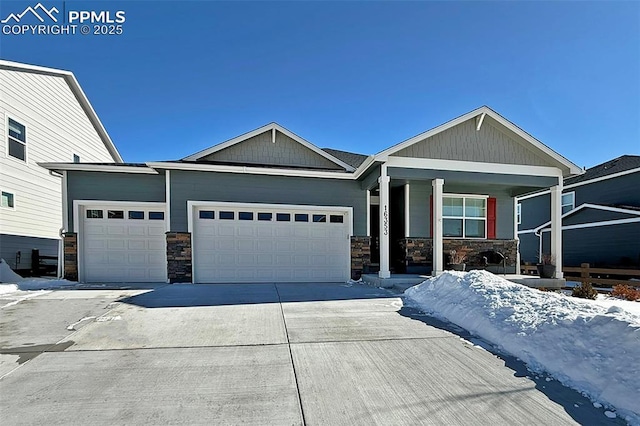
398 305 626 425
119 282 395 308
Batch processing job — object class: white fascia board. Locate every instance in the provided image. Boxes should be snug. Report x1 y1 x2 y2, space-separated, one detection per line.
516 189 552 201
39 163 158 174
538 217 640 232
532 203 640 233
146 161 356 180
182 123 355 172
375 105 582 176
564 167 640 189
352 155 377 178
384 156 563 177
0 60 123 163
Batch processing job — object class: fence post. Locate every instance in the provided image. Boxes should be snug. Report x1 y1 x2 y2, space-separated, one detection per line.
580 263 590 285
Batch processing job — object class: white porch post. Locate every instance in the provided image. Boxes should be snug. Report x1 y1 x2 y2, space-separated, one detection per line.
432 178 444 276
550 180 564 278
404 183 410 237
378 165 391 278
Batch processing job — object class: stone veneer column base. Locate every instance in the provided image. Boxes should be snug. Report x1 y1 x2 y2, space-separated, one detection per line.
166 232 192 283
63 232 78 281
350 236 371 280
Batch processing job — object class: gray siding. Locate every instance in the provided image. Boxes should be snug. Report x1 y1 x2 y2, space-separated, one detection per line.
200 130 342 170
518 233 539 264
407 182 514 239
393 117 553 167
519 193 551 231
0 234 58 271
66 171 166 230
169 170 367 234
564 209 637 226
573 172 640 207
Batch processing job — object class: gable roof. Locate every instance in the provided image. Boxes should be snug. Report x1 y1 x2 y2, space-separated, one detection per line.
183 123 356 172
565 155 640 186
322 148 369 169
375 106 582 177
0 60 123 163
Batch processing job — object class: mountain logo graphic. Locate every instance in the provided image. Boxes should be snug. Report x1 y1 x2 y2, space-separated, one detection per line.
1 3 59 24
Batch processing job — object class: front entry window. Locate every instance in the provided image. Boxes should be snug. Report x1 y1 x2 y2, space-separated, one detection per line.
443 196 486 238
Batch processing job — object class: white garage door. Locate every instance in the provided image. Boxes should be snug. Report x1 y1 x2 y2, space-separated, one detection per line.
193 204 351 283
81 205 167 282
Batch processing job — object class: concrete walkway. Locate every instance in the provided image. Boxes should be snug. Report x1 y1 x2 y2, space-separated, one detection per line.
0 283 621 425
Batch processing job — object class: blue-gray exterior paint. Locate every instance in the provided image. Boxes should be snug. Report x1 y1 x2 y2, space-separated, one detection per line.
519 193 551 231
563 209 637 226
169 170 367 234
66 171 166 230
0 234 59 271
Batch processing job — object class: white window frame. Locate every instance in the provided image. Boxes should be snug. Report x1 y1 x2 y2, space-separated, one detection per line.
7 116 27 162
561 191 575 214
442 193 488 239
516 203 522 225
1 190 16 209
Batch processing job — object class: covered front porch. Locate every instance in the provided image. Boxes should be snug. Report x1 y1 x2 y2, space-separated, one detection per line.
357 158 566 281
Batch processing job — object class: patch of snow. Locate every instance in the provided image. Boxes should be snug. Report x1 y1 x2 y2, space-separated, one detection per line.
0 259 24 283
0 283 19 295
17 278 77 291
605 411 617 419
593 402 603 408
404 270 640 422
66 316 96 331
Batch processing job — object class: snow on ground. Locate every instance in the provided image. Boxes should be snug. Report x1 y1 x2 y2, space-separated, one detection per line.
404 270 640 424
0 258 77 296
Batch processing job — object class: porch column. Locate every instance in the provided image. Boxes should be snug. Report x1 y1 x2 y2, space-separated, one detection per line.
378 166 391 278
404 183 410 237
550 181 564 278
432 178 444 276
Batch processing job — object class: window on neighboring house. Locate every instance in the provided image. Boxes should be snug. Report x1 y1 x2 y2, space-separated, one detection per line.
516 203 522 225
561 192 575 214
73 154 80 163
443 196 487 238
1 191 15 208
8 118 26 161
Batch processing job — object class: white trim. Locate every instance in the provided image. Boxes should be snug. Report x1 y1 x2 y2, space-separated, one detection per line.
165 171 171 233
442 194 488 239
182 122 355 172
550 182 563 278
565 167 640 189
353 156 377 179
539 217 640 232
384 156 563 178
375 106 582 176
516 202 521 226
366 189 371 237
0 189 16 210
404 183 410 237
517 229 539 235
0 60 123 162
432 178 444 276
514 198 520 267
516 189 551 201
39 163 158 174
6 115 28 163
561 191 575 214
533 203 640 233
61 171 68 231
475 112 486 131
146 161 355 179
187 200 353 284
378 165 391 278
73 200 167 282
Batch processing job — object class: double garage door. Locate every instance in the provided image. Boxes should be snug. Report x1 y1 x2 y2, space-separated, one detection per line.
81 204 168 283
192 203 351 283
80 202 351 283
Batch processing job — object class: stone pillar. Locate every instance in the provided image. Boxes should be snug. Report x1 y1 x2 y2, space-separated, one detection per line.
350 236 371 280
166 232 192 283
63 232 78 281
432 178 444 276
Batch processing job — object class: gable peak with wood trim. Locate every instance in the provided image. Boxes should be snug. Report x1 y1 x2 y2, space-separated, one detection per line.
378 106 582 177
183 123 355 172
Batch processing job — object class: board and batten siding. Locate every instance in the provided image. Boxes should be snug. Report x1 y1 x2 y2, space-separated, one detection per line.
393 117 552 167
169 170 367 234
66 171 166 231
0 69 116 240
201 130 342 170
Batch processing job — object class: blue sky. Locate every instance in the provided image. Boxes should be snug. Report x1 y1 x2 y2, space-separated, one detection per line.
1 1 638 167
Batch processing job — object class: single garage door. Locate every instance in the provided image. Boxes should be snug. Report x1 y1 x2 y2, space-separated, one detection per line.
81 205 167 282
193 204 351 283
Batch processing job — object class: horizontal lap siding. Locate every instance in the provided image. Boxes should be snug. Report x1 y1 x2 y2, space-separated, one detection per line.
170 170 366 234
0 234 59 270
518 193 551 231
66 171 166 230
573 173 640 206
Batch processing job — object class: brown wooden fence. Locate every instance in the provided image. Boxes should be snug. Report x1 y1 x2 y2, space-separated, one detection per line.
521 263 640 289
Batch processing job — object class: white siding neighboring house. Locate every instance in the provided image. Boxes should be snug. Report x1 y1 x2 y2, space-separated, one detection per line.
0 60 122 274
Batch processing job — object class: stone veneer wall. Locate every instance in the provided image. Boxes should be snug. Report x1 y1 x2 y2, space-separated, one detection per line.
166 232 192 283
63 233 78 281
350 236 371 280
399 238 518 271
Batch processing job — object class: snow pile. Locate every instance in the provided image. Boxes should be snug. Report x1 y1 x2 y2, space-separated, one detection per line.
0 258 24 283
0 283 19 295
404 270 640 421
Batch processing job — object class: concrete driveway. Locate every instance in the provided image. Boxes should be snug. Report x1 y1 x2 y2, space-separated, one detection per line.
0 283 620 425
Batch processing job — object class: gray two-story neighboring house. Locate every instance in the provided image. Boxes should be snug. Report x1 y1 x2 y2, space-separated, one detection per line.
518 155 640 268
42 106 582 284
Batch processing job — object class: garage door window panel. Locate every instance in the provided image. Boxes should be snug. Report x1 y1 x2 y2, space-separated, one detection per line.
128 211 144 219
219 211 234 220
87 209 103 219
199 210 214 219
276 213 291 222
149 212 164 220
239 212 254 220
108 210 124 219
